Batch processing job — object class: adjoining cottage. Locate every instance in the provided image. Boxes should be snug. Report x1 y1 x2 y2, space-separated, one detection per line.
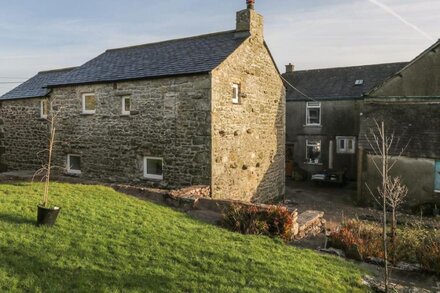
359 40 440 208
0 1 286 202
282 62 406 181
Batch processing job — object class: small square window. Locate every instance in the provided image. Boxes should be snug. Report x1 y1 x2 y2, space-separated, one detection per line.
306 102 321 126
82 93 96 114
336 136 356 154
66 154 81 174
232 83 240 104
355 79 364 85
144 157 163 180
122 96 131 115
40 100 48 119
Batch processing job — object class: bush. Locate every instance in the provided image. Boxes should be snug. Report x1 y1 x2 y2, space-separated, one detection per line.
416 231 440 274
222 204 295 240
329 219 440 275
329 220 383 259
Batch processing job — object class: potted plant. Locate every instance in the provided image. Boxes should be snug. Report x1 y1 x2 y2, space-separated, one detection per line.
35 99 61 227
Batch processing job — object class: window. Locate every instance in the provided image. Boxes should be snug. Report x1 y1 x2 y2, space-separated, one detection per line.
306 102 321 125
355 79 364 85
306 139 321 164
66 154 81 174
121 96 131 115
336 136 356 154
144 157 163 180
232 83 240 104
82 93 96 114
40 100 48 119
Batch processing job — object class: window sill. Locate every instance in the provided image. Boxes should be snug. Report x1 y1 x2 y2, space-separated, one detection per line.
64 171 81 177
304 125 322 128
336 152 356 155
304 162 323 166
81 112 96 116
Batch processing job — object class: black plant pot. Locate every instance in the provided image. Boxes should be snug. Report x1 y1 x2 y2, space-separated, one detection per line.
37 205 61 227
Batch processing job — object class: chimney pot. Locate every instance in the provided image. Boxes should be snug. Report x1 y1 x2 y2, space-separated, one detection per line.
247 0 255 10
285 63 295 73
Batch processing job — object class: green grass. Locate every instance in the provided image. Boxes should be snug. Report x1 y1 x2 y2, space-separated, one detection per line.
0 182 367 292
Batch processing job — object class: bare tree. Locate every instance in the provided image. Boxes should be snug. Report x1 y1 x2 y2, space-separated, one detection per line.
33 98 63 207
365 120 410 292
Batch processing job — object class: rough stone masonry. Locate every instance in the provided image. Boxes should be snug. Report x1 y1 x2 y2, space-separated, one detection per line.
0 4 285 203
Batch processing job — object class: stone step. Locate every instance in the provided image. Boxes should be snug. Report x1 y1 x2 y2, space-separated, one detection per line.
297 210 324 232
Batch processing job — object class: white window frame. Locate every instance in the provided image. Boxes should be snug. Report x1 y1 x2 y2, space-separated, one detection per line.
82 93 96 114
336 136 356 154
66 154 81 175
305 139 322 164
121 96 131 116
306 102 321 126
40 99 48 119
232 83 240 104
143 157 163 180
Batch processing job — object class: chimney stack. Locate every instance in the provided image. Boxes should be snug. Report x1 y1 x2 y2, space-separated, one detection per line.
247 0 255 10
235 0 263 40
285 63 295 74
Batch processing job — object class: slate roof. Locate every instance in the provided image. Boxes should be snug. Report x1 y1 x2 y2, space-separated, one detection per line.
0 67 76 101
359 102 440 159
49 30 248 87
283 62 408 101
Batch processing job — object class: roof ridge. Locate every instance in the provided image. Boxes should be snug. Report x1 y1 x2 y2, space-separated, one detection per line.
291 62 409 73
38 67 78 74
106 30 237 52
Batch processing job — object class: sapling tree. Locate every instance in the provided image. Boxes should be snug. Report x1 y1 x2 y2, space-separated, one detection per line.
365 119 410 292
33 98 63 208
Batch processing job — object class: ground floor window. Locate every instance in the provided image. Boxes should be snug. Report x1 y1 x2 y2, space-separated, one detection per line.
144 157 163 180
67 154 81 174
336 136 356 154
306 139 321 164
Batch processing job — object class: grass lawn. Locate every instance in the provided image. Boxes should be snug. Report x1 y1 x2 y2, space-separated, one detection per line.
0 182 368 292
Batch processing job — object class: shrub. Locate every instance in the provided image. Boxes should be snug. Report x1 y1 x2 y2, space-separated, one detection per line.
222 204 294 240
329 219 440 275
329 220 383 259
416 231 440 274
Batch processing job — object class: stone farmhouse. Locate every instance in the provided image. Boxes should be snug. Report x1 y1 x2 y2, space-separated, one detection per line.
359 40 440 208
0 1 286 202
282 62 406 181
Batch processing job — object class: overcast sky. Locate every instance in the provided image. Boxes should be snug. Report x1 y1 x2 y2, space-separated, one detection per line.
1 0 439 95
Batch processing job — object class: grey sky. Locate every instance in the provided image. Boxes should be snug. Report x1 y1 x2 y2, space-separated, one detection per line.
1 0 439 95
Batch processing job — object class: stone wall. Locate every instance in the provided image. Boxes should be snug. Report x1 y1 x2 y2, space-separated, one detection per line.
0 98 48 172
3 75 212 188
360 155 439 207
211 10 286 202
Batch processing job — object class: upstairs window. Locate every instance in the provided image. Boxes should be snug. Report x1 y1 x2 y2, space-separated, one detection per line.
306 139 322 164
144 157 163 180
122 96 131 115
306 102 321 126
82 93 96 114
355 79 364 85
40 100 48 119
66 154 81 174
232 83 240 104
336 136 356 154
